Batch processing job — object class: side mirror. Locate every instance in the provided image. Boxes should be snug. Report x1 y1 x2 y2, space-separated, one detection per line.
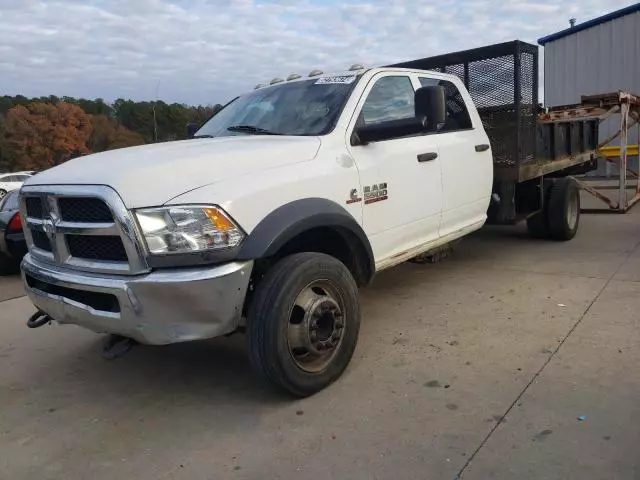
354 118 426 145
186 122 201 138
352 85 447 145
415 85 446 132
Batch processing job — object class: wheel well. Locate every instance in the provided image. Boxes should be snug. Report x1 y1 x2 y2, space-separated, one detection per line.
252 226 372 288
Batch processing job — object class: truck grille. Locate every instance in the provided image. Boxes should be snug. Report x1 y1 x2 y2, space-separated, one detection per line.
59 198 114 223
31 230 52 252
20 186 149 275
25 197 44 218
67 235 128 261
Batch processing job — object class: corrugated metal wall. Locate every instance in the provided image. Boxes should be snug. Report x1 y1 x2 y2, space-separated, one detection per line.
543 11 640 176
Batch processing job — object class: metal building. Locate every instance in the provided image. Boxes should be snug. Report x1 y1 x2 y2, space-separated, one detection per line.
538 3 640 177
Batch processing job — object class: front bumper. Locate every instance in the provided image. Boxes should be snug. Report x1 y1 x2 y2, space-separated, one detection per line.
21 254 253 345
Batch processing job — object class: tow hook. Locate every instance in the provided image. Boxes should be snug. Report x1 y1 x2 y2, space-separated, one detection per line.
102 334 137 360
27 310 52 329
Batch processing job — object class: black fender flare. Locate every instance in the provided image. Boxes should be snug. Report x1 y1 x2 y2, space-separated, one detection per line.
237 198 375 284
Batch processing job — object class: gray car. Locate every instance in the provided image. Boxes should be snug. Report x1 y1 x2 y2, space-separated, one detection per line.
0 190 26 274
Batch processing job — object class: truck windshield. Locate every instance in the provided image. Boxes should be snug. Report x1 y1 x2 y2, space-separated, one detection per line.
194 76 361 138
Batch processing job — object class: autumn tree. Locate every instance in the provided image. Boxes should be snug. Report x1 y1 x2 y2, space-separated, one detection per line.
0 95 226 169
88 115 145 152
2 102 92 170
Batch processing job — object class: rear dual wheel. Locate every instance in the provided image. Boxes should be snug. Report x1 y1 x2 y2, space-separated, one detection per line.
527 177 580 241
247 252 360 397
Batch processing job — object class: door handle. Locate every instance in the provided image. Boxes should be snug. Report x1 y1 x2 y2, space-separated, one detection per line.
475 144 490 152
417 152 438 162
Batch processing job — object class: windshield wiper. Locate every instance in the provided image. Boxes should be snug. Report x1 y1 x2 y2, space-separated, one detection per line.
227 125 282 135
193 134 214 138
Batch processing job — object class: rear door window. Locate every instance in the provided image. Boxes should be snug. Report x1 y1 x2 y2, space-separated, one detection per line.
419 77 472 131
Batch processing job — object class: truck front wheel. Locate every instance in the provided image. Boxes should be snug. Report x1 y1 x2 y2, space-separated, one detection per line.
247 252 360 397
547 177 580 241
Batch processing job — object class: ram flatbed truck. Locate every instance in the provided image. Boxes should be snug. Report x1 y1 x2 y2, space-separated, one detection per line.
20 40 600 397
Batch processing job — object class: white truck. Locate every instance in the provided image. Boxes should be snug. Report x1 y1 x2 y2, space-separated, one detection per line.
19 41 596 396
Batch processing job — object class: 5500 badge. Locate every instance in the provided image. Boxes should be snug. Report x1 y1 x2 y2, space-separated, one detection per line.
364 183 388 205
345 183 388 205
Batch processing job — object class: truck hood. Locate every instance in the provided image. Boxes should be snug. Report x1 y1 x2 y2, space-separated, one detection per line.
25 136 321 207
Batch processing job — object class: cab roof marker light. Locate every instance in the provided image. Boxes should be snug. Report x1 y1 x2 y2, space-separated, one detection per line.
349 64 364 71
270 78 284 85
308 69 323 77
287 73 302 81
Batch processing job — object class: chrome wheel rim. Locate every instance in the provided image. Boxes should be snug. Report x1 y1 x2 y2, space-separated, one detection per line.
287 280 346 373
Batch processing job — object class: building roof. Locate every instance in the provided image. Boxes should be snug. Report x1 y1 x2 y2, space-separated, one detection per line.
538 3 640 45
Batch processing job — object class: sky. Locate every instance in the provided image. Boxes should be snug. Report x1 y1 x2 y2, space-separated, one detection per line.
0 0 635 106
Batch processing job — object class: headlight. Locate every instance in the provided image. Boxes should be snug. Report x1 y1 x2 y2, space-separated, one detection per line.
135 205 244 255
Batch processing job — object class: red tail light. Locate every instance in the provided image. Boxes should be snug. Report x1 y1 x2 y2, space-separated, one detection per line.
8 212 22 232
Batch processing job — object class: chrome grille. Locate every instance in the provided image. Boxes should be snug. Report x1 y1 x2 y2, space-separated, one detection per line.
20 185 149 275
25 197 44 219
67 235 128 261
59 197 114 223
31 230 52 252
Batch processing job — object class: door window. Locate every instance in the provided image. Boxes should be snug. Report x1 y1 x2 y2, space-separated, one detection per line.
419 77 472 131
361 76 415 125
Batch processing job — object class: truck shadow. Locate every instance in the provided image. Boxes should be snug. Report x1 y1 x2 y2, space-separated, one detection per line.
65 333 290 408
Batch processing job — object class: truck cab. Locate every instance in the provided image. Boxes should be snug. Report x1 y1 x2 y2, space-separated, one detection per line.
20 67 493 396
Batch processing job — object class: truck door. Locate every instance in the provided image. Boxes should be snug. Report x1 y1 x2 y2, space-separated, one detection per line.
346 73 443 269
417 75 493 237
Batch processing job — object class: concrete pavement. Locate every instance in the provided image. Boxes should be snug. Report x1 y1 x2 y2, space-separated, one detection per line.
1 208 639 479
0 273 23 302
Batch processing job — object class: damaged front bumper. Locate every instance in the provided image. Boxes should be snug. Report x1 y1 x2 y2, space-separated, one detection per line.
21 254 253 345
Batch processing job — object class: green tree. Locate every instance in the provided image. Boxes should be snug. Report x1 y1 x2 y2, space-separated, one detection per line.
89 114 145 152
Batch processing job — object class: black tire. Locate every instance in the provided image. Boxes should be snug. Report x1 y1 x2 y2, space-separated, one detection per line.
0 189 7 201
526 211 549 239
525 179 554 239
547 177 580 241
247 252 360 397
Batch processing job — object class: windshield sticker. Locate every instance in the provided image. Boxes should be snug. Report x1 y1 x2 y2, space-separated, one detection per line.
315 75 357 85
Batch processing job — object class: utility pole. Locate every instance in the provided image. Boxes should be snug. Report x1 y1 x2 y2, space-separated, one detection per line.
152 80 160 142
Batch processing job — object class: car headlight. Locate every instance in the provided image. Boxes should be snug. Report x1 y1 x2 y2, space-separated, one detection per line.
135 205 244 255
